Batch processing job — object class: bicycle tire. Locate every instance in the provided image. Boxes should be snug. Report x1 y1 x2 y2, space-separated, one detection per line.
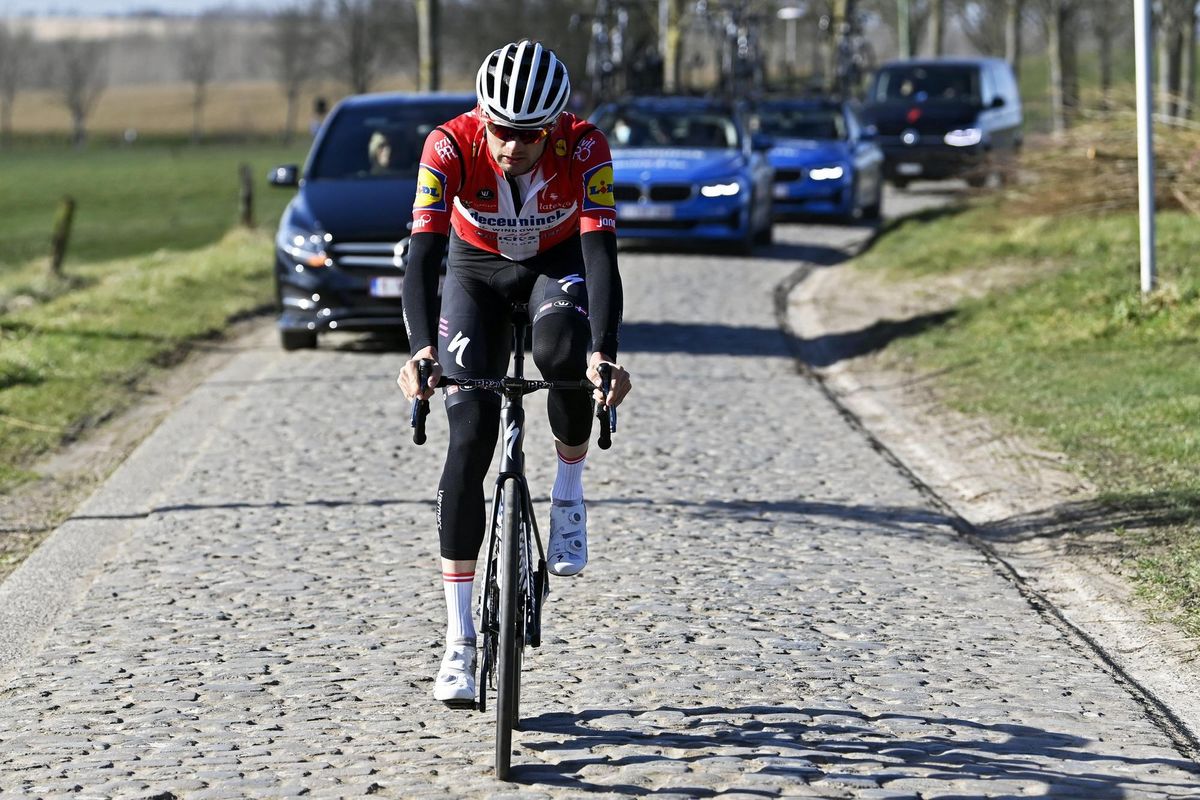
477 497 503 715
495 476 523 779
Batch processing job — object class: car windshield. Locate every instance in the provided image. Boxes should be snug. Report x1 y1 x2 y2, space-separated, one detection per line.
755 106 845 140
594 107 740 149
309 103 467 180
871 65 981 105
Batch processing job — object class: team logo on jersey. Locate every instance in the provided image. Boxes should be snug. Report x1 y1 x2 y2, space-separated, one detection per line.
583 162 615 211
476 187 494 201
554 138 568 157
415 165 447 211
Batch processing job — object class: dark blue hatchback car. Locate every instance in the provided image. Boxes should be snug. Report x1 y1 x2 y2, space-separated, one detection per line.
268 92 475 350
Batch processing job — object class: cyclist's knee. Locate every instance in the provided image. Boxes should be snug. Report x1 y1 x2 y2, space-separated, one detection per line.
445 399 500 475
532 313 588 378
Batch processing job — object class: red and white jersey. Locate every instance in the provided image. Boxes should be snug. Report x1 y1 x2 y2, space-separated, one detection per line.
411 108 617 261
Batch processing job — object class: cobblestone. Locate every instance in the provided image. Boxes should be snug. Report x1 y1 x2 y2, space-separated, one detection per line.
1 222 1199 797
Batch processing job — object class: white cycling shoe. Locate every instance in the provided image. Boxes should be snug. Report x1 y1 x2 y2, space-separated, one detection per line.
547 499 588 576
433 640 476 706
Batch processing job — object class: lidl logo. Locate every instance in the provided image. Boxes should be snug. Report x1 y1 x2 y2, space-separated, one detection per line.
415 165 447 211
554 138 568 157
583 162 615 210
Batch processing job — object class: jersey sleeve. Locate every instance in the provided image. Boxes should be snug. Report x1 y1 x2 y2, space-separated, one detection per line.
574 130 617 235
411 127 462 236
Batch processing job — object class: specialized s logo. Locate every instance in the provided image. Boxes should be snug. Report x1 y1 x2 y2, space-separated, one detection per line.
448 331 470 367
414 165 447 211
505 420 520 460
583 162 615 211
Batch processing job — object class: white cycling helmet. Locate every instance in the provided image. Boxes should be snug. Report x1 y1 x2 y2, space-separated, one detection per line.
476 40 570 129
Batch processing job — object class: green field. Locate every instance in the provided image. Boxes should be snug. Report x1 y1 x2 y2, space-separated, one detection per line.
0 141 309 494
855 195 1200 634
0 142 310 276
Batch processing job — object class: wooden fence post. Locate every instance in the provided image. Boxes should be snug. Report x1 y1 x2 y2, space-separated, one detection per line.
50 195 75 278
239 163 254 229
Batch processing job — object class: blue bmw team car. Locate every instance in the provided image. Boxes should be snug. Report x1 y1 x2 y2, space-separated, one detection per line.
754 98 884 223
590 96 774 253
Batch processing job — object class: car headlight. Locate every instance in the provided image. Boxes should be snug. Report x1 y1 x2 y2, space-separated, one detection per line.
809 166 846 181
700 180 741 198
277 223 332 268
944 128 983 147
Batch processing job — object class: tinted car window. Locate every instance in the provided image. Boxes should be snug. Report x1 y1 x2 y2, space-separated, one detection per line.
755 106 846 141
309 103 467 180
594 107 740 149
871 65 981 105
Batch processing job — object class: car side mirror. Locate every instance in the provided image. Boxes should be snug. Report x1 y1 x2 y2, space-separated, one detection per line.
751 133 774 152
268 164 300 187
991 96 1006 109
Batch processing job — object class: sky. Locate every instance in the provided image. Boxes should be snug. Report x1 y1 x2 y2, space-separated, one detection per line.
2 0 289 15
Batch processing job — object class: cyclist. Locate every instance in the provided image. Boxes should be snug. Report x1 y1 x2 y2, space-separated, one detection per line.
396 40 632 705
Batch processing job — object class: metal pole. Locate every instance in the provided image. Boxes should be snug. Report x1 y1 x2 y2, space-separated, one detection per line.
898 0 910 59
1134 0 1156 293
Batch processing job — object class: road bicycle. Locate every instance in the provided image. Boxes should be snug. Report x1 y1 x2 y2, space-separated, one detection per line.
410 302 615 780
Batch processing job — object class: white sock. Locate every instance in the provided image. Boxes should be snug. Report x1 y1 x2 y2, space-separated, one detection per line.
442 571 476 644
552 450 587 503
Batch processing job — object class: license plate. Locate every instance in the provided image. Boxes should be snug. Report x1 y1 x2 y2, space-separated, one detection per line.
619 204 674 221
370 277 404 297
897 162 923 176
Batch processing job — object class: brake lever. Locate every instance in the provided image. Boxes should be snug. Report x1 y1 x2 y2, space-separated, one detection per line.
596 362 613 450
411 358 432 445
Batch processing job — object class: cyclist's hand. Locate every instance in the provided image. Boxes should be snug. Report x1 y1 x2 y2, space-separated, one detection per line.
397 347 441 401
588 352 631 408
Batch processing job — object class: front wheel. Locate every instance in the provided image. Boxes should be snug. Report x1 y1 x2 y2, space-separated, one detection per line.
495 477 523 780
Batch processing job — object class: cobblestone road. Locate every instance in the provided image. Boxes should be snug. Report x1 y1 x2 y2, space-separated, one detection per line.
2 212 1199 798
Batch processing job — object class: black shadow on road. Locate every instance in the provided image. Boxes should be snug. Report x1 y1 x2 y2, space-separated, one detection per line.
979 491 1200 551
618 321 792 357
591 496 954 538
796 310 957 368
515 705 1200 795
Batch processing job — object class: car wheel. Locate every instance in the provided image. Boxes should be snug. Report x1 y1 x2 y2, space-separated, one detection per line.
736 204 756 255
862 184 883 220
281 329 318 350
755 219 773 246
841 178 862 224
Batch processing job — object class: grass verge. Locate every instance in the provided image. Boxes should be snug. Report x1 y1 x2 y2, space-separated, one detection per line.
856 178 1200 635
0 228 275 493
0 142 307 278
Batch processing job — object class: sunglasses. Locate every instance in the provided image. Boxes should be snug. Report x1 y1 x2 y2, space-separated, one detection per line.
485 121 551 144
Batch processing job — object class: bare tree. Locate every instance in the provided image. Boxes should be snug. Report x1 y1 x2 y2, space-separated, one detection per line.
1005 0 1023 78
332 0 391 93
929 0 945 55
56 38 108 148
866 0 932 60
181 13 221 143
1039 0 1079 134
954 0 1007 56
265 1 324 143
416 0 440 91
0 24 33 148
1088 0 1125 110
1158 0 1197 119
